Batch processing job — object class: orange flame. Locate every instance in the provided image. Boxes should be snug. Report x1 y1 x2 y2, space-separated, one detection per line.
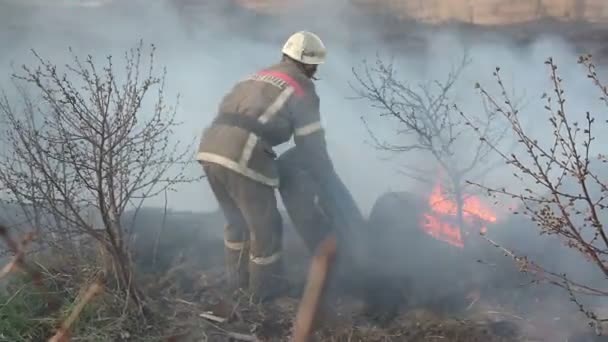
422 182 497 248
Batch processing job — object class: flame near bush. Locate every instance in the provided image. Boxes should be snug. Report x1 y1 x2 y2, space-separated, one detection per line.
422 180 497 248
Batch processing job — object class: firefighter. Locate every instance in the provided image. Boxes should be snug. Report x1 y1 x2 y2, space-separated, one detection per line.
197 31 346 302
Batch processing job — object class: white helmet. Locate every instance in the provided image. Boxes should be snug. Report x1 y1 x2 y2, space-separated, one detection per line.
281 31 327 65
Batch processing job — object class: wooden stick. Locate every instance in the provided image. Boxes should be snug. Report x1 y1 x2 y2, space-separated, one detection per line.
199 312 227 323
292 233 338 342
48 281 103 342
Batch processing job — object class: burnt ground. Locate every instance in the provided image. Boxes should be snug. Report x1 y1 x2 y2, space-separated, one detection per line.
124 204 607 342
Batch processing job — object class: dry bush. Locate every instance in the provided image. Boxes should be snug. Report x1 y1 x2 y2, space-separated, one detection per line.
0 40 198 322
461 55 608 334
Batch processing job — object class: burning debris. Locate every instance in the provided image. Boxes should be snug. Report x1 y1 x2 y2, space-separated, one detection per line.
422 180 497 248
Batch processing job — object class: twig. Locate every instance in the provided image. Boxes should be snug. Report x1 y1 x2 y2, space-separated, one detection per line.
175 298 197 306
48 280 104 342
0 283 27 307
0 258 20 279
483 235 608 296
152 188 169 266
200 312 227 323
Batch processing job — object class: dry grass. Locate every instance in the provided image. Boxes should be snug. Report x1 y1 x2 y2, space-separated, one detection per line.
0 217 603 342
0 225 166 341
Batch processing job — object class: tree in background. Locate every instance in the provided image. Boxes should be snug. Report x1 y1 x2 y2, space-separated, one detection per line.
463 55 608 333
0 41 197 312
351 52 510 245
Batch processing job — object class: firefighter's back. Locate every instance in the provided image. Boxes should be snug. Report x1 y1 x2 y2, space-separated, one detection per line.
197 60 312 187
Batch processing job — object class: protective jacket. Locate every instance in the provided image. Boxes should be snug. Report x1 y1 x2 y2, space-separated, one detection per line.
197 59 334 187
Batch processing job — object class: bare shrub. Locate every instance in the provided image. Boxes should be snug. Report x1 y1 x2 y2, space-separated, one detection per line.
462 55 608 333
0 40 197 312
351 52 510 242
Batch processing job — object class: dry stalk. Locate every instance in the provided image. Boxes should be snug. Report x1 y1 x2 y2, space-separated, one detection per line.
293 233 338 342
482 234 608 297
48 279 104 342
0 225 58 308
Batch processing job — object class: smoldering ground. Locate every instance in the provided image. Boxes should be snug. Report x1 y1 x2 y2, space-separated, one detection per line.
2 0 608 339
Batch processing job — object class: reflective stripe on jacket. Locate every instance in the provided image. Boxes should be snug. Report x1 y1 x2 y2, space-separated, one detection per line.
197 59 333 187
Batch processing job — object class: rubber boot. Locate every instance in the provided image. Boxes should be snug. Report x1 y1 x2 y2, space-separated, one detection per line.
249 257 289 302
224 241 249 291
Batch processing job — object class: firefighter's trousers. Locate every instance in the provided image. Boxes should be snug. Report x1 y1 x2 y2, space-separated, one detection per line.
202 162 286 301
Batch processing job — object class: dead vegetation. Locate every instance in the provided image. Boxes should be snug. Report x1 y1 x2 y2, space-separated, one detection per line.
460 54 608 334
0 39 199 313
1 203 603 341
0 41 199 341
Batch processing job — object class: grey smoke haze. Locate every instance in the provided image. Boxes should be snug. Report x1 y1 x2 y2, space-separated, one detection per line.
3 0 608 333
1 1 607 218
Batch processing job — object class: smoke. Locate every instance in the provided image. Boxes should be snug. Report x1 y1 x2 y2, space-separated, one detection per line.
1 0 603 213
2 0 608 332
